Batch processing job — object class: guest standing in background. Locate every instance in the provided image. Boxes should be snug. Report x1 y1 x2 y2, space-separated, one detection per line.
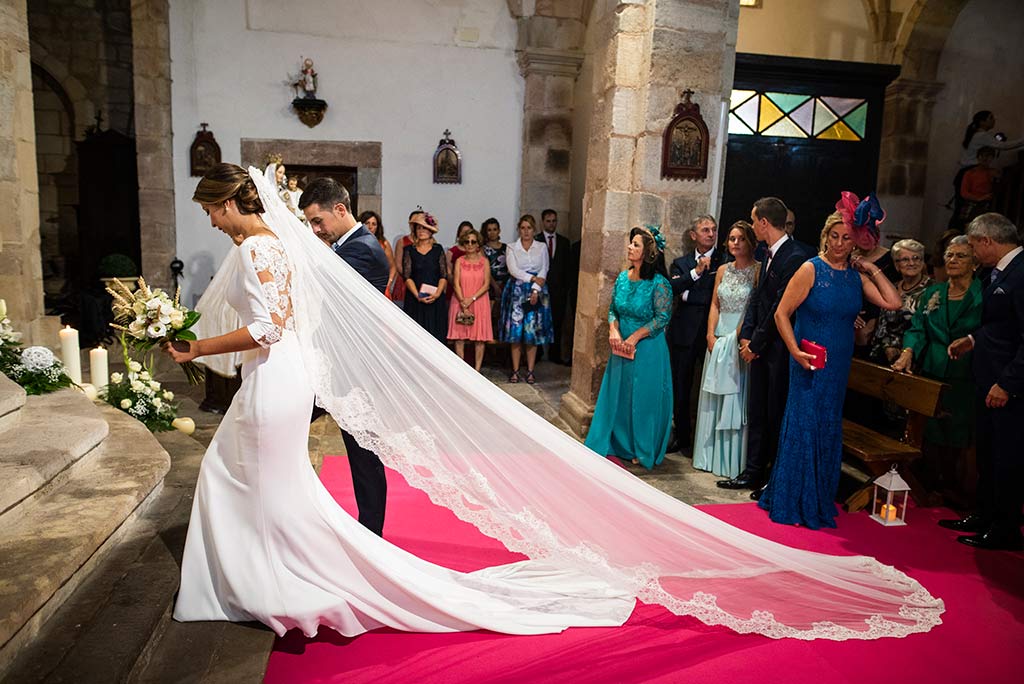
537 209 571 365
892 236 981 500
668 215 727 454
447 228 493 372
869 239 932 365
447 221 475 277
403 212 449 343
391 210 422 307
943 213 1024 551
719 198 812 493
958 147 999 228
848 194 897 358
758 204 900 529
359 210 398 300
500 215 553 385
585 226 673 470
693 221 759 478
482 217 508 333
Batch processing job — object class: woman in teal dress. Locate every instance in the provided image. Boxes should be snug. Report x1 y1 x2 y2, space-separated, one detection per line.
693 221 759 478
585 226 673 469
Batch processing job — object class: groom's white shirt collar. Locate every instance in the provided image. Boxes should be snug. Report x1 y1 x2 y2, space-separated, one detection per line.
333 222 363 249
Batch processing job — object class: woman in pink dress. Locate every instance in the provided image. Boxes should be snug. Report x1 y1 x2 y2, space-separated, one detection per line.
447 228 493 371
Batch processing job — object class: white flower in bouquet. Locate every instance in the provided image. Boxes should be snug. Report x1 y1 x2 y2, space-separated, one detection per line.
131 380 146 392
168 309 185 329
132 300 147 316
139 370 151 381
163 390 174 401
21 346 56 371
128 319 145 337
120 399 132 409
110 372 123 384
148 380 160 391
147 322 167 339
152 397 162 408
128 360 142 372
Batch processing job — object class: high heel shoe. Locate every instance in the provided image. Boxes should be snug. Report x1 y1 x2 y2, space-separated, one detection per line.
509 369 520 383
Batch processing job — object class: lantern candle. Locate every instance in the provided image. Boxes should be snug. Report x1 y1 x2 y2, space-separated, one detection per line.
59 326 82 384
89 347 109 388
880 504 898 522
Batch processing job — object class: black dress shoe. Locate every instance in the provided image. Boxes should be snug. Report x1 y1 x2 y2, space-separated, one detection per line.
938 514 989 533
717 475 760 490
956 530 1024 551
750 484 768 501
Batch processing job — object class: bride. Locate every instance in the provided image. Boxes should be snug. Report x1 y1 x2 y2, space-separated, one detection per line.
166 163 943 641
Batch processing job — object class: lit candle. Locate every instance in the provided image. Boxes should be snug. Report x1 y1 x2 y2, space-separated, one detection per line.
880 504 898 522
59 326 82 384
89 347 109 388
79 383 98 401
172 417 196 435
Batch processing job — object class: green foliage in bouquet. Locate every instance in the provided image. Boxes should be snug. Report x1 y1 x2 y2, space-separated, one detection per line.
101 354 179 432
3 346 74 395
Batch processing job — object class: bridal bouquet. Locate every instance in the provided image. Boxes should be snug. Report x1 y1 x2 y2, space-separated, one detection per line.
102 361 178 432
107 277 203 384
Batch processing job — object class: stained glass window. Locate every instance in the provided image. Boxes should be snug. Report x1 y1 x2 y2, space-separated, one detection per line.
728 90 868 141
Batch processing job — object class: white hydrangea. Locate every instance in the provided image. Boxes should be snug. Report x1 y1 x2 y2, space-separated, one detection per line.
120 399 132 409
21 346 56 371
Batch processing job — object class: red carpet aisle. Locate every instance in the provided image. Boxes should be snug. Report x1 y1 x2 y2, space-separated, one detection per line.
264 457 1024 684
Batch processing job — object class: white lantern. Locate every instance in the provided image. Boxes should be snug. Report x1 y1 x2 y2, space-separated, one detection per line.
870 465 910 526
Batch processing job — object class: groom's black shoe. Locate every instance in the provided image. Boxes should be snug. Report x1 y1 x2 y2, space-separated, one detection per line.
717 474 760 490
938 514 989 533
956 529 1024 551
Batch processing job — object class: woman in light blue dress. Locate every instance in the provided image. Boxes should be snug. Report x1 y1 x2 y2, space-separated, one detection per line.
585 226 673 469
692 222 759 477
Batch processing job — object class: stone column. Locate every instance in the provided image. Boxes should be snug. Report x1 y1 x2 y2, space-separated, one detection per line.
518 47 583 224
131 0 176 289
559 0 739 436
0 0 61 346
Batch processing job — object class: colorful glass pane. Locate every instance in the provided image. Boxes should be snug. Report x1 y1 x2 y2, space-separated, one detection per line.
813 100 838 135
789 98 815 135
758 95 784 132
845 102 868 138
766 92 810 114
728 112 755 135
820 96 863 117
818 120 860 141
734 95 760 132
761 117 807 138
730 89 757 110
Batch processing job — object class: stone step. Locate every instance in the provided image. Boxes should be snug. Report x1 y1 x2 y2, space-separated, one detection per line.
0 401 170 676
0 374 26 433
0 389 109 525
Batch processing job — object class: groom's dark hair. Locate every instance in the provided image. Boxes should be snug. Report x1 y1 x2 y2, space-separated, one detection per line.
299 177 352 213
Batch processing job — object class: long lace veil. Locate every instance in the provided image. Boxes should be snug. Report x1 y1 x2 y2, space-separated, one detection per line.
245 167 943 640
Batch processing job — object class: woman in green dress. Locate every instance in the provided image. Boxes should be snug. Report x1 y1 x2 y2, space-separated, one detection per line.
585 226 673 469
892 235 982 497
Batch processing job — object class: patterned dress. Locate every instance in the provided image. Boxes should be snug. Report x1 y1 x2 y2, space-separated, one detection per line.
692 262 758 477
869 276 932 364
585 272 673 469
758 257 862 529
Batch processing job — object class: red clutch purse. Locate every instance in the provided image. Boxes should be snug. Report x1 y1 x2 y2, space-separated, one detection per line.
611 342 636 360
799 339 827 370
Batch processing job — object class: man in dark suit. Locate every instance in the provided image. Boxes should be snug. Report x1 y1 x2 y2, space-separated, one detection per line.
944 212 1024 550
668 215 727 453
300 178 390 536
537 209 572 364
719 197 811 492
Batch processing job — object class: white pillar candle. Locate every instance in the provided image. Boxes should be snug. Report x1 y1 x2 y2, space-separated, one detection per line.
59 325 82 384
89 347 109 388
172 417 196 435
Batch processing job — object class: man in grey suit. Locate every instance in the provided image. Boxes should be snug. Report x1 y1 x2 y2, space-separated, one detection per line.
300 178 390 535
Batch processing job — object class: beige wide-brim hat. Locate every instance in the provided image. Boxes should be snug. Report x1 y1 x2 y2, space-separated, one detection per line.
409 213 438 233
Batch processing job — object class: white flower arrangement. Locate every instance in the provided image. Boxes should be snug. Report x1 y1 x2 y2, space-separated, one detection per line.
102 363 178 432
3 345 73 395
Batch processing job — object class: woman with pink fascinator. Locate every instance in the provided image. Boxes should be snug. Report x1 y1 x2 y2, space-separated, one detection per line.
757 193 901 529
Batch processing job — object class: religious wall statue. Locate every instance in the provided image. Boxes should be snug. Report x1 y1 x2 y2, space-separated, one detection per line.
292 57 318 99
289 57 327 128
433 129 462 184
661 89 709 181
189 123 221 177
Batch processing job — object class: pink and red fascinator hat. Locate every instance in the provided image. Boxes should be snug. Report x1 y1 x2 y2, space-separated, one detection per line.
835 191 885 243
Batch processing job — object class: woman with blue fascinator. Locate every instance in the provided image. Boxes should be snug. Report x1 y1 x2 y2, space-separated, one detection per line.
585 225 673 469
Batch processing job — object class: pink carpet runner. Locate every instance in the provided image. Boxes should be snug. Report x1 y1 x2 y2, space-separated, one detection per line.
264 456 1024 684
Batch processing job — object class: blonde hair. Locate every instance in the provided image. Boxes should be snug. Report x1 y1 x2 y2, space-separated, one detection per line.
819 211 846 255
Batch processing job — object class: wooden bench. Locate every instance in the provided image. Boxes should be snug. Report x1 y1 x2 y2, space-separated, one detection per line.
841 358 949 512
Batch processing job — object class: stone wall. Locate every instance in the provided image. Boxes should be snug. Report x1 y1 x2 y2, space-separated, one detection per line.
0 0 61 346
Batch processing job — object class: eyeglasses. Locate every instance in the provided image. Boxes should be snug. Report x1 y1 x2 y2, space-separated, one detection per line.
944 253 972 261
463 240 479 246
894 255 923 264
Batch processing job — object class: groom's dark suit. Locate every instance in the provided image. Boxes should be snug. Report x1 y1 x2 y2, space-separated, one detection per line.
735 236 812 486
332 224 391 535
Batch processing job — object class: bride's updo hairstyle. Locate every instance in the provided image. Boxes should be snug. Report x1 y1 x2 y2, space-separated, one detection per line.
192 163 265 215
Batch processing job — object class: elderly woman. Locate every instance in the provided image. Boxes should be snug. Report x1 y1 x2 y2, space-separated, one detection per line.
869 239 932 364
585 226 673 470
892 235 982 495
403 212 449 343
499 214 553 384
758 200 900 529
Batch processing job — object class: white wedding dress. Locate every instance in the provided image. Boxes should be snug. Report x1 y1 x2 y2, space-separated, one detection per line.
173 167 944 642
173 235 635 637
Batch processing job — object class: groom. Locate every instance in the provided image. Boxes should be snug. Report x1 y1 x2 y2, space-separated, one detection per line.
299 178 390 536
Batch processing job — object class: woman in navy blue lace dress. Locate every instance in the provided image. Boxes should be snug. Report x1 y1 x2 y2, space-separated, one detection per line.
758 199 900 529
